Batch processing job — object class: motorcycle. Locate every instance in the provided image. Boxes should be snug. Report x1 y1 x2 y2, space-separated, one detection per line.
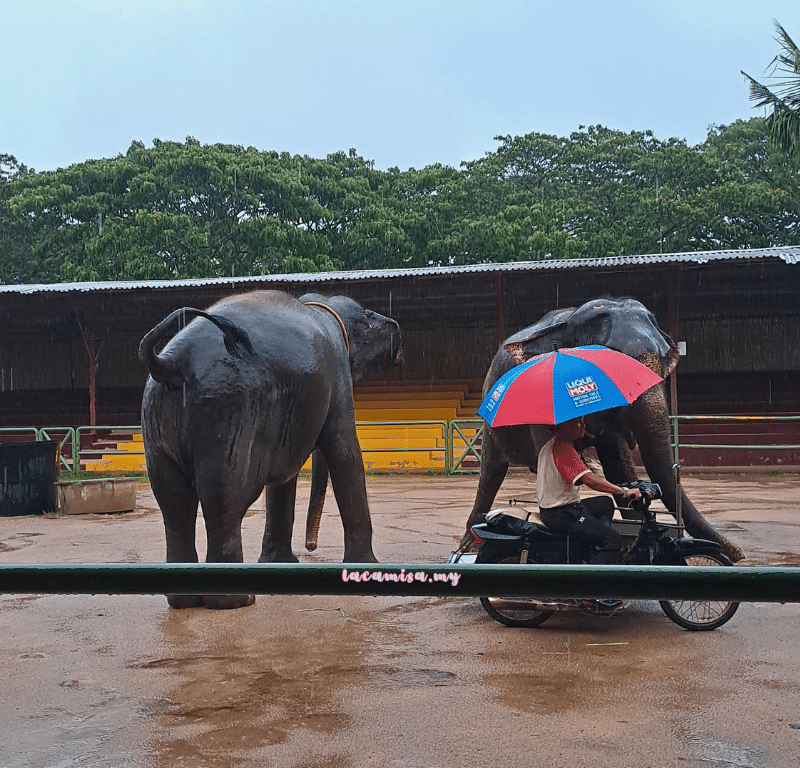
449 481 739 631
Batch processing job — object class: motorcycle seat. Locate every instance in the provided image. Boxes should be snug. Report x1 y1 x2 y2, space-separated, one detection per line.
471 525 523 542
479 514 564 541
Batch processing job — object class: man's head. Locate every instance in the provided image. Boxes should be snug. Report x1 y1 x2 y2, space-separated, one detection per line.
555 416 586 442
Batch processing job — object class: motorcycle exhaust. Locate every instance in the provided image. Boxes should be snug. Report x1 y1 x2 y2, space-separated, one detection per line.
484 597 577 612
486 598 628 615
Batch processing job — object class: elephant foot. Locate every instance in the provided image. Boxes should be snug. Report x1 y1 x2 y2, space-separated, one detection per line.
458 531 480 552
203 594 256 610
258 551 300 563
167 594 205 609
722 541 746 563
343 547 379 563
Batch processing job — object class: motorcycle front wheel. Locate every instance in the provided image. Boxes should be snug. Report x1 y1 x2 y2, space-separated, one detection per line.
659 552 740 631
478 553 554 628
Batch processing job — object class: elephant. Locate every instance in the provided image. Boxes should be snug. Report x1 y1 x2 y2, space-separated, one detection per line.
464 297 744 563
139 290 403 609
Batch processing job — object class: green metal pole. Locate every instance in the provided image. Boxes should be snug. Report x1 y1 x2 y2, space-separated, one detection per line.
672 416 680 467
1 563 798 602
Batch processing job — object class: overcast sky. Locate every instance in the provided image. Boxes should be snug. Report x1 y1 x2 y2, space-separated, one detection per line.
4 1 798 173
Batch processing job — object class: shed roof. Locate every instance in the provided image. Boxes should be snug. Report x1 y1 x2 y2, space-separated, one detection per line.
2 246 798 295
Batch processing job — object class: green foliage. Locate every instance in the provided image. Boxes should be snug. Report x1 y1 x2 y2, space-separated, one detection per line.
1 120 799 284
743 20 800 161
700 119 800 247
0 153 62 284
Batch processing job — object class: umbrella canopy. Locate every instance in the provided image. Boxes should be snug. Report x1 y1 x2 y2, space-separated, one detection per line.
477 345 664 427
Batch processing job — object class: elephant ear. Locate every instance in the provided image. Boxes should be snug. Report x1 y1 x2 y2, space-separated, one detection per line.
503 308 576 364
298 291 326 306
659 329 680 379
315 295 401 379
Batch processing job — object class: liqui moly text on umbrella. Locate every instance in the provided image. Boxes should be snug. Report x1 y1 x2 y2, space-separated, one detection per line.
565 376 602 408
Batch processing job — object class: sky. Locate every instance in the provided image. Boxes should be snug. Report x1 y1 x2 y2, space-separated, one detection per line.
4 1 799 174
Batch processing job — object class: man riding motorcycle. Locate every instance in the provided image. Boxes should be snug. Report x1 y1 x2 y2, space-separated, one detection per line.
536 415 647 613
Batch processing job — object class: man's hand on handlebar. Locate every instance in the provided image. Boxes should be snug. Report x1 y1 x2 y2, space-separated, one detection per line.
619 481 662 502
621 486 642 501
582 476 660 503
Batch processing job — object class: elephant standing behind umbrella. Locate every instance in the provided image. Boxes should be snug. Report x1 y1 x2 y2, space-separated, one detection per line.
465 297 744 563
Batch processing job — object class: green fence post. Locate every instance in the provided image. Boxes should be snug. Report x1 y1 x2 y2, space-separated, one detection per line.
448 419 484 474
672 416 680 467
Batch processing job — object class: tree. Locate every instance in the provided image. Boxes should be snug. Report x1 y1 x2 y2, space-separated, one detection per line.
452 126 713 260
0 155 31 283
4 140 343 282
742 20 800 160
699 119 799 247
2 122 799 284
0 154 68 284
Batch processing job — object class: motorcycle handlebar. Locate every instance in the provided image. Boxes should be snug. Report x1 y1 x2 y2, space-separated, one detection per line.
620 481 662 499
619 481 662 513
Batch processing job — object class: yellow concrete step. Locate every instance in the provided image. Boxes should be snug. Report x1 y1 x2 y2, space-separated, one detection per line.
301 448 446 472
355 408 458 422
354 393 470 407
84 455 147 472
362 450 446 470
114 441 145 452
356 426 445 440
358 438 445 450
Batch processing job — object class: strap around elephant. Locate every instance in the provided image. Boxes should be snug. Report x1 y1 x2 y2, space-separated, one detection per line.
304 302 350 357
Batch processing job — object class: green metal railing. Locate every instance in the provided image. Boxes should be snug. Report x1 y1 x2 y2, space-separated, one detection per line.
670 415 800 466
0 427 39 442
448 415 800 474
3 417 799 602
2 416 797 477
0 562 798 602
37 427 78 475
75 425 144 475
0 426 77 475
68 421 450 476
449 419 484 473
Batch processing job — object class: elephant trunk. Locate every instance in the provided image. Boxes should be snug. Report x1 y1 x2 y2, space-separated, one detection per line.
631 384 745 563
305 449 329 551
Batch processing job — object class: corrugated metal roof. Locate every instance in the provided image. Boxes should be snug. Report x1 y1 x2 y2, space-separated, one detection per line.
1 246 798 295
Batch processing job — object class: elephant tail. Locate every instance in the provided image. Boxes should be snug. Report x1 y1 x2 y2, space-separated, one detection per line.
139 307 254 387
305 450 329 551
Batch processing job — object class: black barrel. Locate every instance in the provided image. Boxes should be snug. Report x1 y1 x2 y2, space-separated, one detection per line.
0 441 58 516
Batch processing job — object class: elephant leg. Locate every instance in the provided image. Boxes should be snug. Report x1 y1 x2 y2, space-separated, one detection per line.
195 481 258 609
464 427 510 534
316 434 377 563
305 449 329 552
259 476 300 563
593 430 641 521
631 386 745 562
147 450 204 609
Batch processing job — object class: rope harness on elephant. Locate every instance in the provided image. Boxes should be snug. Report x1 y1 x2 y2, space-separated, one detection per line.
304 302 350 357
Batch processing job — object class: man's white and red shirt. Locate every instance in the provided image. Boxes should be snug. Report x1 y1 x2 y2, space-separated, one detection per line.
536 436 590 508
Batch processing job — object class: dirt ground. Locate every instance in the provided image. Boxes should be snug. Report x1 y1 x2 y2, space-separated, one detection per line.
1 470 799 768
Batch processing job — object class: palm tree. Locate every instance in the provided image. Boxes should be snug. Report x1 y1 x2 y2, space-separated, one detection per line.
742 20 800 160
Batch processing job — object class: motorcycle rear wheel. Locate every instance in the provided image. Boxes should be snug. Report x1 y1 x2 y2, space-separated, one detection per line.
478 553 554 628
659 552 740 631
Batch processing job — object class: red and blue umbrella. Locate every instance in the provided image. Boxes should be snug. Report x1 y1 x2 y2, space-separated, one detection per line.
478 345 664 427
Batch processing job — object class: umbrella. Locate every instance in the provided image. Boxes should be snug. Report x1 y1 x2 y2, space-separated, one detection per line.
477 345 663 427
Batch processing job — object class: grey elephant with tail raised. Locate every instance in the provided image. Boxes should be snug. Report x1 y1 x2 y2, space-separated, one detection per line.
464 297 744 563
140 290 402 609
